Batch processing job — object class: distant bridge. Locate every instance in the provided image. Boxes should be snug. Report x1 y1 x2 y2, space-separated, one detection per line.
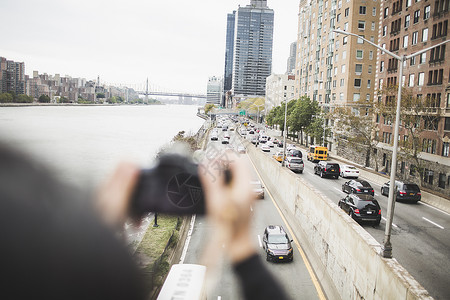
137 91 207 99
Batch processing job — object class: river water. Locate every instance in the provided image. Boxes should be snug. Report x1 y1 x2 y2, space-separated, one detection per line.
0 105 205 189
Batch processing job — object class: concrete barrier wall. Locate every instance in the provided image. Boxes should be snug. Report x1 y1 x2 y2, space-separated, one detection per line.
244 140 432 300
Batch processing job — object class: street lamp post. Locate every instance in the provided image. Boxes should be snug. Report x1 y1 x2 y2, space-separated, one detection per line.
282 98 288 167
253 104 265 124
333 29 449 258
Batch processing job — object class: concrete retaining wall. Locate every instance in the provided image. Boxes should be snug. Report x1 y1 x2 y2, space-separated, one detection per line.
244 139 432 300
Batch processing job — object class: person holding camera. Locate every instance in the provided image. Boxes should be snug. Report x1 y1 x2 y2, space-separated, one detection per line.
0 144 288 300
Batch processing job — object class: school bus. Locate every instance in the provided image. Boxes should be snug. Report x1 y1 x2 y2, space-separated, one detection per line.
307 145 328 162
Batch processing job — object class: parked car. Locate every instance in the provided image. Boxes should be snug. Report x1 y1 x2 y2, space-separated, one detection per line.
261 144 271 152
381 181 421 203
342 179 374 196
340 165 360 178
267 140 275 147
259 135 268 143
338 194 381 225
251 180 265 199
210 133 218 141
224 132 230 139
262 225 293 262
221 138 229 144
277 141 284 147
285 157 304 173
237 146 246 154
251 137 259 144
287 149 302 158
273 151 284 162
314 161 340 179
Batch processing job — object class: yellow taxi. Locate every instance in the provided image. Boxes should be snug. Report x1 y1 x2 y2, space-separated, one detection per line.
273 151 285 163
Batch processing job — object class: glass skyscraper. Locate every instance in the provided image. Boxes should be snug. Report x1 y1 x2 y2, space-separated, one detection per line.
223 11 236 93
224 0 274 97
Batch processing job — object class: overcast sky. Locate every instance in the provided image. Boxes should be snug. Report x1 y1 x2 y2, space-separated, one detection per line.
0 0 299 94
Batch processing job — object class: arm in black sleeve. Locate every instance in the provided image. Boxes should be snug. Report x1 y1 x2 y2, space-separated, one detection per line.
233 254 290 300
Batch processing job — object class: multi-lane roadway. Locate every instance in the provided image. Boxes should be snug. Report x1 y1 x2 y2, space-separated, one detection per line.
246 124 450 300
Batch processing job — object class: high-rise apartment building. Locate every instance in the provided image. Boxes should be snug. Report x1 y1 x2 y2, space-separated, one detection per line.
295 0 380 149
286 41 297 74
228 0 274 97
224 11 236 94
0 57 25 95
207 76 223 106
375 0 450 194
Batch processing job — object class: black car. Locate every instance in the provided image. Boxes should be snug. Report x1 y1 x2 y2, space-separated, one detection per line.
277 141 284 147
381 181 421 203
314 161 340 179
338 194 381 225
262 225 293 262
342 179 375 196
287 149 302 158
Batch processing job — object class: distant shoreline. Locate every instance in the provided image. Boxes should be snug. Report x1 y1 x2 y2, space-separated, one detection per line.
0 103 167 107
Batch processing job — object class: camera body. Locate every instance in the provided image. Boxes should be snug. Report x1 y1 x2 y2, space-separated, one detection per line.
130 153 205 218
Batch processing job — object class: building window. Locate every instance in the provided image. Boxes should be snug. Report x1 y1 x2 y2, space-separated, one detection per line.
447 93 450 108
344 22 349 31
432 20 448 39
372 7 376 16
418 72 425 86
424 5 430 19
345 7 349 17
403 35 409 48
420 52 427 64
438 173 446 189
430 44 446 62
343 36 348 44
412 31 418 45
355 79 362 87
337 13 341 22
410 56 416 66
422 28 428 42
357 35 364 43
342 64 346 73
380 61 385 72
384 7 389 18
369 51 374 60
368 65 373 74
356 50 363 59
406 0 412 7
340 79 345 87
366 94 371 101
423 169 434 185
353 93 361 101
340 92 344 101
371 22 376 31
383 25 387 36
408 74 415 87
405 15 410 28
445 117 450 131
355 64 363 73
443 142 450 157
367 80 371 88
358 21 366 30
360 6 367 14
413 10 420 24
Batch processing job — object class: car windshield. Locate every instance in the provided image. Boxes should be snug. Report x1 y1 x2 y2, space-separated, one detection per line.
347 166 357 170
290 159 302 164
268 234 288 244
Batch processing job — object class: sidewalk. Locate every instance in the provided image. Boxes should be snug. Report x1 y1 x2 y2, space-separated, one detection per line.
263 127 450 214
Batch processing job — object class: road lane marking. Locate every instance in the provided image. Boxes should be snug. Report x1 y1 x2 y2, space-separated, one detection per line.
418 202 450 217
246 154 327 300
179 214 196 264
257 235 263 248
382 217 399 228
422 217 444 229
334 187 344 193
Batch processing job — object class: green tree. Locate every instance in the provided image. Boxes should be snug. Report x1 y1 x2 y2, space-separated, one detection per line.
0 93 14 103
15 94 33 103
288 96 319 144
96 93 105 99
204 103 215 115
38 95 51 103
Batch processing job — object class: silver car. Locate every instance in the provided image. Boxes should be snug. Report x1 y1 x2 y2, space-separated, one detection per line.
285 157 304 173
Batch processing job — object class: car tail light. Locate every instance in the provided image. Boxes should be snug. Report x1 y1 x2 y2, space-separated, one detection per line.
378 210 381 215
417 193 421 196
399 191 406 195
339 168 341 173
354 209 360 214
371 190 374 193
324 168 327 172
356 189 361 192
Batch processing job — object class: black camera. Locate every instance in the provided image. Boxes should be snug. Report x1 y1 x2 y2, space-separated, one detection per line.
130 153 205 218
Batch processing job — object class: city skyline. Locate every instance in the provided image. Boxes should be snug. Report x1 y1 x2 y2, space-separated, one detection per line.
0 0 298 94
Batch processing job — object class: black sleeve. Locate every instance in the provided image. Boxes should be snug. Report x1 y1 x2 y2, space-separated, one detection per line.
233 254 290 300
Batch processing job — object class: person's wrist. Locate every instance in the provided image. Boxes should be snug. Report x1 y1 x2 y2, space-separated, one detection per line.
228 231 257 264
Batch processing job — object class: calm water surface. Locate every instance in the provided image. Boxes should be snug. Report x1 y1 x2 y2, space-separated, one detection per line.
0 105 205 188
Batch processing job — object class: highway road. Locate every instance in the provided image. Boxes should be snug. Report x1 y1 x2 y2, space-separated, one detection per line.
181 127 323 300
247 125 450 300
